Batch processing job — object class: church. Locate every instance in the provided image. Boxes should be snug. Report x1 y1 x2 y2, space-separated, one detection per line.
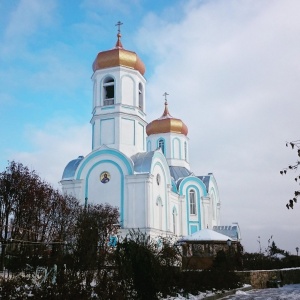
60 26 221 239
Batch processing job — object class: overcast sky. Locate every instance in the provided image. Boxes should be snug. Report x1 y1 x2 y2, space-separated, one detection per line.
1 0 300 254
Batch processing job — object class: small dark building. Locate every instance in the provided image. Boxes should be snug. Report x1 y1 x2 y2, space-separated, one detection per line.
178 229 237 269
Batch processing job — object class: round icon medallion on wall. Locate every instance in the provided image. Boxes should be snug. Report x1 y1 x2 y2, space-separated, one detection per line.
100 171 110 184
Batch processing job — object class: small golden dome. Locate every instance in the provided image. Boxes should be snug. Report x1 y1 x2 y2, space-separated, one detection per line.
92 33 145 75
146 101 188 136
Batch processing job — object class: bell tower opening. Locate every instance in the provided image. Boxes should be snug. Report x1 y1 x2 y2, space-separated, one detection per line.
139 82 143 111
103 76 115 106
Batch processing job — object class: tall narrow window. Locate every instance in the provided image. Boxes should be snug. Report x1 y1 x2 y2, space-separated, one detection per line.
93 80 97 107
189 190 196 215
172 207 177 234
147 140 151 152
156 197 163 231
138 83 143 111
158 139 165 154
103 77 114 106
184 141 187 161
211 194 216 220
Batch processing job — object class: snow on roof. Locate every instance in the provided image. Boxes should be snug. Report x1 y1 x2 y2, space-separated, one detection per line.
271 253 286 260
179 229 232 242
131 151 155 173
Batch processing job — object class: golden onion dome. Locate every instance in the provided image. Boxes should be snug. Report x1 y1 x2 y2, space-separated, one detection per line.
146 101 188 136
92 33 145 75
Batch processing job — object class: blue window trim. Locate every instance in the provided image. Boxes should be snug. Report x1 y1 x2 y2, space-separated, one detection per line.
190 224 198 234
147 140 151 152
178 178 208 235
157 137 166 155
186 185 201 230
101 106 115 110
121 104 135 110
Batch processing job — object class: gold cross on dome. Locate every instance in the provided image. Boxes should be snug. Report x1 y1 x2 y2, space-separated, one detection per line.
115 21 123 34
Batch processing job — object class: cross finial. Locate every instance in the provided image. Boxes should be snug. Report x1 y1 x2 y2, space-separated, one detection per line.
115 21 123 34
162 92 171 117
163 92 169 104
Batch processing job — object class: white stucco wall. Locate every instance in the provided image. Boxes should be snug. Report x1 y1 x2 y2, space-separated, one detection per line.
90 66 147 157
146 133 190 169
125 174 149 229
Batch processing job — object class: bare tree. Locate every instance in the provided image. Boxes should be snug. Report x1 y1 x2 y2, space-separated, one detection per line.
73 203 119 270
280 140 300 209
0 161 80 271
0 161 39 270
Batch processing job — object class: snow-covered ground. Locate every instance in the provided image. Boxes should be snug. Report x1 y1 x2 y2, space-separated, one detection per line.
163 284 300 300
221 284 300 300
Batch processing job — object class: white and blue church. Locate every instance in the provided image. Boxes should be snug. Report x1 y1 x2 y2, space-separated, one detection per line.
60 29 222 239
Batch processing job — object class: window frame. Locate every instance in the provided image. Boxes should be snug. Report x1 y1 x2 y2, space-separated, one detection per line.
103 77 115 106
172 207 177 234
138 82 143 111
158 139 165 154
189 189 196 215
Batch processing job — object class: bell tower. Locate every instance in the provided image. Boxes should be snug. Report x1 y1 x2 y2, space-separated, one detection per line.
91 23 147 157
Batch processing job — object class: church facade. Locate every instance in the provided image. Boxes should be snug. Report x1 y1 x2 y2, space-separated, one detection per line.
60 29 221 238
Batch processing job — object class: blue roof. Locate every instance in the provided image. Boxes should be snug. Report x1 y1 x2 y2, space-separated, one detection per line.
173 173 212 192
197 176 210 192
62 156 84 180
171 178 178 193
169 166 192 181
213 224 241 241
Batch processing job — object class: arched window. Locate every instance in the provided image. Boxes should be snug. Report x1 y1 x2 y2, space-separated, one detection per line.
103 76 115 106
184 141 187 161
156 197 163 231
158 139 165 154
211 193 216 220
189 190 196 215
138 83 143 111
93 80 97 107
172 207 177 234
172 138 180 159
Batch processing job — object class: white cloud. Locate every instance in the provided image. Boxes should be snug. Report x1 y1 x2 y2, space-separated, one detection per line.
81 0 140 15
2 0 57 57
8 118 90 189
4 0 56 39
137 0 300 253
27 46 91 94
